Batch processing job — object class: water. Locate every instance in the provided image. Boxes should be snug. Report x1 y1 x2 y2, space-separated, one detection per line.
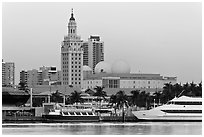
2 122 202 135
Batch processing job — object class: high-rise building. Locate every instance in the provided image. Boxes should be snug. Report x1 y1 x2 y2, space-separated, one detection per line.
2 60 15 86
61 10 83 88
82 36 104 73
20 66 62 87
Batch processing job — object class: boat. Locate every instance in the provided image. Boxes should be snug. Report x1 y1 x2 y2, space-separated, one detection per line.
42 104 100 122
132 95 202 121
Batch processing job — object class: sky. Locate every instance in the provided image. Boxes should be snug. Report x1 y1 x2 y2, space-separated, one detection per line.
2 2 202 85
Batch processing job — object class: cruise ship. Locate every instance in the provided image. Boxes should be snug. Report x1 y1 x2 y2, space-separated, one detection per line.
132 96 202 121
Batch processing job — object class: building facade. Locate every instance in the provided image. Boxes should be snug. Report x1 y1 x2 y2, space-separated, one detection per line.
2 61 15 86
82 36 104 73
20 66 61 87
82 73 177 94
61 10 83 88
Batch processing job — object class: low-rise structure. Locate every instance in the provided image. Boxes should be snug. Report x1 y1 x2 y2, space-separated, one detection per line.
82 61 177 95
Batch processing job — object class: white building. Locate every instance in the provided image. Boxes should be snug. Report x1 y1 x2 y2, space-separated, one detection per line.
61 9 83 88
2 60 15 86
82 61 177 95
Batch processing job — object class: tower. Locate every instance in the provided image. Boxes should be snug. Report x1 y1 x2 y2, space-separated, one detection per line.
2 60 15 86
61 9 83 88
82 35 104 73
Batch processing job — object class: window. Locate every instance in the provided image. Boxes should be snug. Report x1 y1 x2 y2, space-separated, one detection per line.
75 112 81 115
81 112 87 115
69 112 75 115
88 112 93 115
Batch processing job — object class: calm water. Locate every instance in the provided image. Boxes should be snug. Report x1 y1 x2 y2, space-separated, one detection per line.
2 122 202 135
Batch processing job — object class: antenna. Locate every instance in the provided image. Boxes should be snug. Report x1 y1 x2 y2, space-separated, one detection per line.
177 90 185 98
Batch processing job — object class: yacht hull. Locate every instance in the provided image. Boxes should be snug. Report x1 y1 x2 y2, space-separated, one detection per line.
132 110 202 122
42 115 100 122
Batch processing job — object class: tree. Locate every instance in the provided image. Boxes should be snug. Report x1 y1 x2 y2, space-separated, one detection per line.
93 86 107 107
51 90 63 103
69 91 84 105
161 83 174 103
93 86 107 100
115 91 129 109
195 82 202 96
130 90 140 107
172 83 183 97
153 91 162 105
108 94 117 115
115 90 129 121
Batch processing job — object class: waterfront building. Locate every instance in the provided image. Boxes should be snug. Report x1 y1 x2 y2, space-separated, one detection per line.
82 61 177 95
61 9 83 88
82 35 104 73
2 60 15 86
20 66 62 87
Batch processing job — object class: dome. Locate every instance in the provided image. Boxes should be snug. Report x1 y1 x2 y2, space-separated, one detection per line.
111 60 131 74
83 65 92 72
95 61 112 74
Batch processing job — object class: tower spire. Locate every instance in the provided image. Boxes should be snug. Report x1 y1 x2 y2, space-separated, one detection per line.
70 8 75 21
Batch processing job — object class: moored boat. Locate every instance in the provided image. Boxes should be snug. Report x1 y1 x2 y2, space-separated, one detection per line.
42 104 100 122
132 95 202 122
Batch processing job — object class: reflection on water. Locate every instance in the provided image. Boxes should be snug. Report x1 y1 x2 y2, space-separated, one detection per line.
2 122 202 135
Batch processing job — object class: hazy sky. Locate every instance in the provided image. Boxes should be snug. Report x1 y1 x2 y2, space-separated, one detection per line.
2 2 202 85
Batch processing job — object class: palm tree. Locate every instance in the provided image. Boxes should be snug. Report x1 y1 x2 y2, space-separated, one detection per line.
195 82 202 96
115 91 128 109
109 94 117 115
172 83 183 97
51 90 63 103
69 91 84 105
130 90 140 108
94 86 107 99
93 86 107 107
115 90 129 122
161 83 173 103
153 90 162 106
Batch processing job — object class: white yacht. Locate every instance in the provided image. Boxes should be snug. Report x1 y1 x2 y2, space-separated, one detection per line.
132 96 202 121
